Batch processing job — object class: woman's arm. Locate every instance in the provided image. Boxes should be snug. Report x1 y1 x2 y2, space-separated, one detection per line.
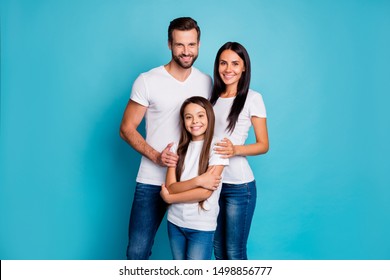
166 165 222 194
161 165 225 204
215 117 269 158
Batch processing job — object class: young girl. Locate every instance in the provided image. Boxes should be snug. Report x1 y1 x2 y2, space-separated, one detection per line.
160 96 228 260
211 42 269 260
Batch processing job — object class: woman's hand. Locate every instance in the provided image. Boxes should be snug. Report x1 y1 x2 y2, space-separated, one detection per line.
197 166 221 190
214 138 236 158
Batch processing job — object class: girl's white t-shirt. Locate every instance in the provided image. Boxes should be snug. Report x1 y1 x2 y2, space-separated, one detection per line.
167 138 229 231
213 89 267 184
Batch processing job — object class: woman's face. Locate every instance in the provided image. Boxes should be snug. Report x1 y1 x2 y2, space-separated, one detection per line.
218 49 245 89
183 103 208 141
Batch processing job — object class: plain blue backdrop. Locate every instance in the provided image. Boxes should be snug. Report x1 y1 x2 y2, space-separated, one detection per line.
1 0 389 259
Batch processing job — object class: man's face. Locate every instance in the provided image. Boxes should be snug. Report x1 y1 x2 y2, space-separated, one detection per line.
169 29 199 69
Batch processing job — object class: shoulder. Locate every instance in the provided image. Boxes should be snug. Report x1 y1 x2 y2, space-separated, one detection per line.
246 89 265 104
140 65 166 78
209 137 229 165
191 67 212 80
247 89 263 99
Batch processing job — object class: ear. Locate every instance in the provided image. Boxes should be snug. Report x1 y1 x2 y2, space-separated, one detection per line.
168 40 172 50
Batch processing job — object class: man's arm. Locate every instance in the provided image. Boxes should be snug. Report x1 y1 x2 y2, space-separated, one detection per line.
119 100 178 167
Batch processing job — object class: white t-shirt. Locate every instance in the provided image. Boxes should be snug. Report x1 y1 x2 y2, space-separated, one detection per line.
213 89 267 184
130 66 212 185
167 138 229 231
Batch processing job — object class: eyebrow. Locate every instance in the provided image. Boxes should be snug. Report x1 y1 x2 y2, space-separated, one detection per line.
184 111 205 116
219 59 240 63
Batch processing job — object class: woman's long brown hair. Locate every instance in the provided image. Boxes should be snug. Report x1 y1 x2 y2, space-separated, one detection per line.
176 96 215 209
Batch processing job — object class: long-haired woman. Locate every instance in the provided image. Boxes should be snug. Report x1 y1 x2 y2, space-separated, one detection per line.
211 42 269 260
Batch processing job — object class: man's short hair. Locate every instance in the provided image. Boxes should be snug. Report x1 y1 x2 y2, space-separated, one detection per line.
168 17 201 43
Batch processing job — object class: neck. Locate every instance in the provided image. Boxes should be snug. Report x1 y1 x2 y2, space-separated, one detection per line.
221 85 238 97
165 61 192 82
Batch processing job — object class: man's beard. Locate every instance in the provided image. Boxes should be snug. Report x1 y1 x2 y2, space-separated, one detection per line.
172 54 198 69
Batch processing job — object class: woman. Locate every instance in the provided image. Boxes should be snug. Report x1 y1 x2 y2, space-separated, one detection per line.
211 42 269 260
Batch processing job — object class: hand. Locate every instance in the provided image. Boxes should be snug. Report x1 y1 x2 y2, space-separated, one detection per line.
160 184 172 204
197 166 222 190
214 138 236 158
157 142 179 167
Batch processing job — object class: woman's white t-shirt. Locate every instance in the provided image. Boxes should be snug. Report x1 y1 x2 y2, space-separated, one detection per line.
167 138 229 231
213 89 267 184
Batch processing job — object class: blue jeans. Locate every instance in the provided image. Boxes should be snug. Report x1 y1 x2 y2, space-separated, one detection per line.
168 221 215 260
126 182 167 260
214 180 257 260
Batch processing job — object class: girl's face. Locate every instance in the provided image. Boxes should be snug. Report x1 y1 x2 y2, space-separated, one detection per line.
183 103 208 141
218 49 245 89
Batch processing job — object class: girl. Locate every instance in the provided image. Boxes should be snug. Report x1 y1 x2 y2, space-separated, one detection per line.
211 42 269 260
160 96 228 260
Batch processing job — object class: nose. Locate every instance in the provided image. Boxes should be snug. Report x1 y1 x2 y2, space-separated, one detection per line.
182 46 189 55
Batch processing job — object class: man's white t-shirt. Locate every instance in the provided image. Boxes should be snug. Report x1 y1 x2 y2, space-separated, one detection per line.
130 66 212 185
167 139 229 231
213 89 267 184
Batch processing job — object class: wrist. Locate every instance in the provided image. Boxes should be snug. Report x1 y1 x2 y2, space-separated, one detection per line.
234 145 240 156
152 150 162 165
194 176 201 187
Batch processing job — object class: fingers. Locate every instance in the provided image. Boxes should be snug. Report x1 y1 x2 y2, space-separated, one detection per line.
161 152 178 167
164 142 174 151
214 138 234 158
160 143 179 167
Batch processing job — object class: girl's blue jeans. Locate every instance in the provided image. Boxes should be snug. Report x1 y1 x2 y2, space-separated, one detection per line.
168 221 215 260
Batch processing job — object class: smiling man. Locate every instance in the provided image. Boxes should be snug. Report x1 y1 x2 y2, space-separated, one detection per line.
119 17 212 260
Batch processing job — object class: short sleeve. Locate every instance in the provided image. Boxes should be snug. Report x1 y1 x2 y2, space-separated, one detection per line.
209 139 229 166
170 142 178 154
130 74 149 107
249 92 267 118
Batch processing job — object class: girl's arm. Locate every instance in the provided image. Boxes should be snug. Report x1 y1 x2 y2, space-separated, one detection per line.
161 165 225 204
215 117 269 158
166 165 222 194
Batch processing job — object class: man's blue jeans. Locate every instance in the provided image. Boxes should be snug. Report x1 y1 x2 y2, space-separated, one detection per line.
168 221 215 260
126 182 167 260
213 180 257 260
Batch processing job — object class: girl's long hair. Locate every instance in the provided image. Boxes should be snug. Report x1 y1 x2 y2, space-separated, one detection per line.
210 42 251 133
176 96 215 209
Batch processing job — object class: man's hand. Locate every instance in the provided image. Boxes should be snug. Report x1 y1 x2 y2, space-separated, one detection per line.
156 142 179 167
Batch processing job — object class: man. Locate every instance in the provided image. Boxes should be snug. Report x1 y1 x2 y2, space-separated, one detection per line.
120 17 212 259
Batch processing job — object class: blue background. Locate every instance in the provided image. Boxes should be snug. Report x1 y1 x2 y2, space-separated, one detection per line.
1 0 389 260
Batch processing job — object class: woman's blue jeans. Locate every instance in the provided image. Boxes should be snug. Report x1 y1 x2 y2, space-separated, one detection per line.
213 180 257 260
126 183 167 260
168 221 215 260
